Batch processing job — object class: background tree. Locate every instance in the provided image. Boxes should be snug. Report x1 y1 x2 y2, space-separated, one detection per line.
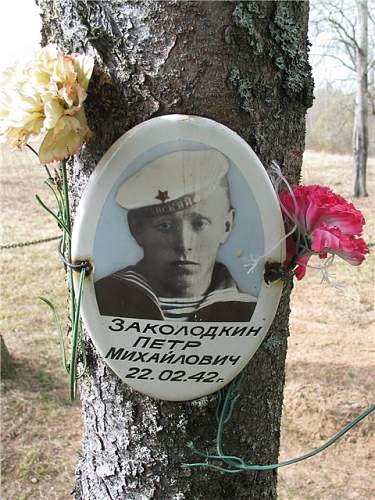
36 1 313 498
311 0 375 197
305 85 375 155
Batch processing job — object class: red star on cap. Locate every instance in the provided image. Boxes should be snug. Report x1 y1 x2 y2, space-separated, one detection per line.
155 190 170 203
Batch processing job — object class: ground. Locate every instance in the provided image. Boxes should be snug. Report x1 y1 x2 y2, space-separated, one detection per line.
278 152 374 500
1 149 374 499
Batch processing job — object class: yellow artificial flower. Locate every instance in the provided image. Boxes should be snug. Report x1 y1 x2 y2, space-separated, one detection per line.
0 63 44 148
33 44 59 91
52 55 79 107
72 54 94 90
39 110 92 163
43 95 66 130
0 44 94 162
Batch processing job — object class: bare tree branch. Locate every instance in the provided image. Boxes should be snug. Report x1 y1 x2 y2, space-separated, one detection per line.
310 0 370 196
368 3 375 25
339 6 358 35
314 52 357 71
328 16 360 50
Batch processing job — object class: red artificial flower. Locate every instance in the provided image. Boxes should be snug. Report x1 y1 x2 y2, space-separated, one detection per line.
284 236 310 280
311 224 369 265
279 185 369 279
279 185 365 235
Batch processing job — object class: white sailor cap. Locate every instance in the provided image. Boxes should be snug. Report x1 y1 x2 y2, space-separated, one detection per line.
116 149 229 216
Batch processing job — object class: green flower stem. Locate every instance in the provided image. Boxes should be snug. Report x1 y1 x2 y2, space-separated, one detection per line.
26 143 88 400
60 158 85 401
35 194 71 235
45 178 65 216
26 143 52 178
60 159 76 319
69 267 86 401
39 296 69 375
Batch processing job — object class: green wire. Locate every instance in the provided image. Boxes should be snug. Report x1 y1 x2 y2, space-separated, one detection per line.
184 377 375 472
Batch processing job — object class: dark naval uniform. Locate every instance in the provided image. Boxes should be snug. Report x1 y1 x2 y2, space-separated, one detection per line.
95 262 256 322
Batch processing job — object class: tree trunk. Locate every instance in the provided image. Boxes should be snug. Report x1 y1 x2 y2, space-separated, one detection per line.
36 1 313 498
353 0 369 197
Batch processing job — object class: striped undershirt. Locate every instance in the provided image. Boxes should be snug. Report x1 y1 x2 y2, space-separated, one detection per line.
112 269 256 321
159 296 204 321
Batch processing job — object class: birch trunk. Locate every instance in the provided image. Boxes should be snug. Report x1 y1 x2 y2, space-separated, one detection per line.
36 1 313 498
353 0 369 197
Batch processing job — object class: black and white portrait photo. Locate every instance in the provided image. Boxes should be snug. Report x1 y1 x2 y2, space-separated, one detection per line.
72 115 285 399
94 149 257 322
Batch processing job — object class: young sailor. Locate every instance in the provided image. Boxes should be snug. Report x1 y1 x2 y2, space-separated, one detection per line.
95 149 257 322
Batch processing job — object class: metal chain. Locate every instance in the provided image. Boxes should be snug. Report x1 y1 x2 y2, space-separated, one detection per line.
0 235 60 250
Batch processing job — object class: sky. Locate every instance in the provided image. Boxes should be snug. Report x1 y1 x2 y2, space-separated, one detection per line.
0 0 42 71
0 0 353 89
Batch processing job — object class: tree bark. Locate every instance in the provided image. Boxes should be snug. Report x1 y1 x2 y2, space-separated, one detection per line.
353 0 369 197
36 1 313 498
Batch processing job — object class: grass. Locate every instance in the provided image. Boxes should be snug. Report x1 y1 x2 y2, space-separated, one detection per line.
1 146 79 500
1 147 374 499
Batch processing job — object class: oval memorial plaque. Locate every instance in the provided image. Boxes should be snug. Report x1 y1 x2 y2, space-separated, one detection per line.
72 115 285 401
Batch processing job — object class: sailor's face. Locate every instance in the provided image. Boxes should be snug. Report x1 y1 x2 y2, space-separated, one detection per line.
131 188 234 297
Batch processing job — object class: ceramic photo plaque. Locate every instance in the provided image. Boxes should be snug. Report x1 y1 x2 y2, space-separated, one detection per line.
72 115 285 401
